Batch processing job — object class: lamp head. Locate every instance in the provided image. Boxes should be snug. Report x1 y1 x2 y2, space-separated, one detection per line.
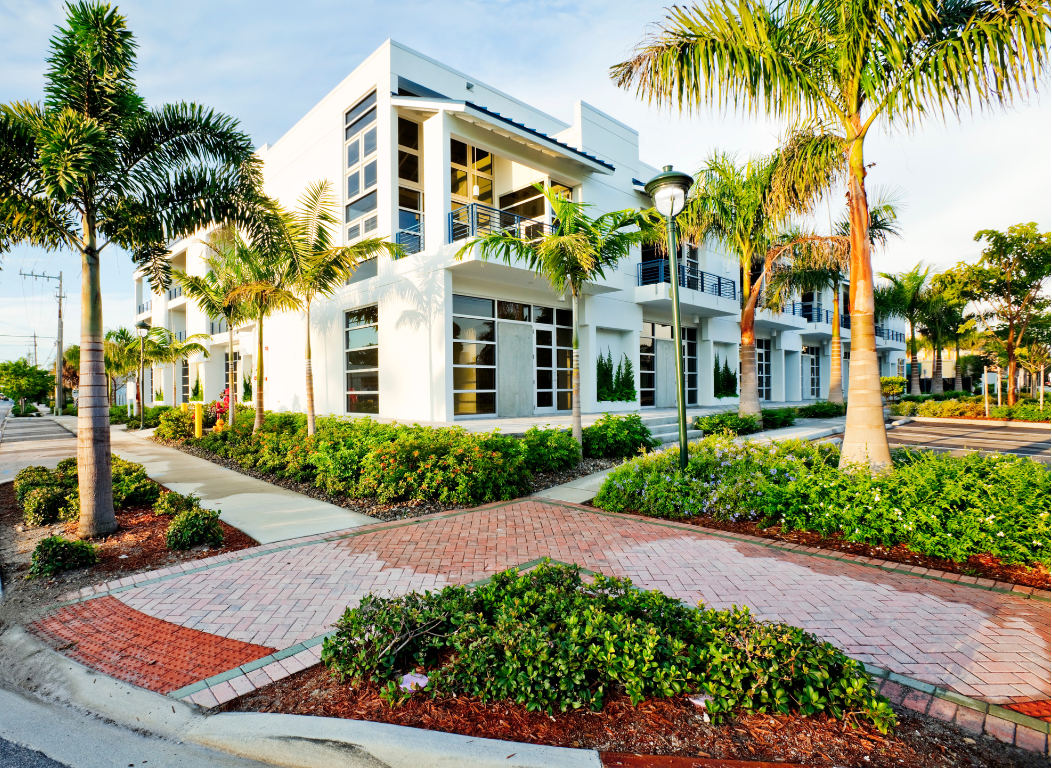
135 320 150 338
644 165 694 218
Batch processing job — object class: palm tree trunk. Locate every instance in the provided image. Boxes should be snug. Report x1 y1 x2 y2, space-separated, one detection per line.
254 315 264 432
739 279 761 418
828 280 843 404
570 289 582 452
909 323 921 396
76 219 117 538
228 323 236 411
931 339 943 394
839 141 892 471
954 341 963 392
305 303 316 436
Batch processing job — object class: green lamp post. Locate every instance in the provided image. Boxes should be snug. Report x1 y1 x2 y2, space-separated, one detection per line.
644 165 694 470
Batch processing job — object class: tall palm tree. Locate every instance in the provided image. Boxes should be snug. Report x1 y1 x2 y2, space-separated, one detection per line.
104 327 137 406
929 269 976 392
455 184 652 447
280 181 400 435
878 265 930 396
0 3 271 537
919 293 952 394
612 0 1048 470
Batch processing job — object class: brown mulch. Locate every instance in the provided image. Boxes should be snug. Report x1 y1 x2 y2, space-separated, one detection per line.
221 665 1045 767
618 512 1050 591
0 480 257 630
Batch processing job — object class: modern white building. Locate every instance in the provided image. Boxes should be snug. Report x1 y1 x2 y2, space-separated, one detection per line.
133 40 907 420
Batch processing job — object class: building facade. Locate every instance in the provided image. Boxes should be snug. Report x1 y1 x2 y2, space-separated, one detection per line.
133 41 907 419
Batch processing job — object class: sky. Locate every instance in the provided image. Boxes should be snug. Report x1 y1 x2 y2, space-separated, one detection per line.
1 0 1049 363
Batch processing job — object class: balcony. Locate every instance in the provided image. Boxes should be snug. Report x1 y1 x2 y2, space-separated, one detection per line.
137 300 152 315
875 324 906 346
638 260 736 300
633 259 739 318
166 285 183 301
449 203 550 243
209 317 229 335
395 221 424 255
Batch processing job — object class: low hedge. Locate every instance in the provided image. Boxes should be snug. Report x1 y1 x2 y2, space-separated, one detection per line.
520 426 579 472
890 398 1050 422
321 561 895 731
594 435 1050 568
795 401 846 418
582 413 659 458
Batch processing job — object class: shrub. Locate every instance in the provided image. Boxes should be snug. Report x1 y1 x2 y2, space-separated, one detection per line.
126 405 172 430
880 376 906 401
111 456 160 508
888 401 918 417
13 466 57 504
594 434 1050 567
696 411 760 436
109 405 130 424
520 426 579 473
154 408 194 442
59 491 79 523
22 486 67 527
760 407 796 429
28 536 97 578
166 508 224 550
322 561 894 731
796 401 846 418
1011 402 1051 422
596 350 636 402
582 413 659 458
153 490 201 516
54 457 78 484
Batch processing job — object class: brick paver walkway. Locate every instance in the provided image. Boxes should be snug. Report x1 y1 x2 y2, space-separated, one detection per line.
30 501 1050 721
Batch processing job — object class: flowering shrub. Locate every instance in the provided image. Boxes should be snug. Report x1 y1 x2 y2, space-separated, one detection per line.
593 435 1050 567
322 561 895 731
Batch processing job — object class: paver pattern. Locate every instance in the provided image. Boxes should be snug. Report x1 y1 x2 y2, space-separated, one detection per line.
29 596 275 693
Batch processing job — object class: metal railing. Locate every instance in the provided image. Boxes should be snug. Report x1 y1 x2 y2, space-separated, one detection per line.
166 285 183 301
137 300 152 315
876 325 906 343
449 202 550 243
209 317 229 335
174 330 186 341
395 221 424 255
637 260 737 300
840 313 851 329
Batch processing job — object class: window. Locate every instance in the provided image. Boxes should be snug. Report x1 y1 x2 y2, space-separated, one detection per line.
682 327 697 405
345 90 379 242
534 305 573 411
450 139 493 206
345 305 379 414
803 345 821 398
397 117 423 239
453 295 496 415
639 322 671 407
756 339 772 400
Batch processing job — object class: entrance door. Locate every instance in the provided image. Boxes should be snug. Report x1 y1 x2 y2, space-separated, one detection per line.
533 305 574 413
756 339 772 400
802 345 820 398
180 362 190 404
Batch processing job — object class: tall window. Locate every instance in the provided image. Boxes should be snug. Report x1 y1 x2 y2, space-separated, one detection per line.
345 305 379 414
682 327 698 405
344 91 378 242
757 339 772 400
452 294 496 415
640 322 673 406
450 139 493 206
534 305 573 411
397 117 423 236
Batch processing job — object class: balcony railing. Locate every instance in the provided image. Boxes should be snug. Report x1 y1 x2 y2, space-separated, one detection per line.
638 260 737 300
174 330 186 341
137 300 152 315
449 203 550 243
166 285 183 301
209 317 229 335
395 221 424 255
876 325 906 343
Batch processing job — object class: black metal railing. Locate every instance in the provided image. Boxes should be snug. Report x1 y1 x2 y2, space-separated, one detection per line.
840 313 851 329
174 330 186 341
209 317 229 335
166 285 183 300
637 260 737 300
137 300 152 315
875 325 906 343
395 221 424 255
449 202 551 243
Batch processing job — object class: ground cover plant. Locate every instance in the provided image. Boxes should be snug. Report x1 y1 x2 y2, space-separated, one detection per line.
321 561 894 731
28 536 97 578
594 435 1050 568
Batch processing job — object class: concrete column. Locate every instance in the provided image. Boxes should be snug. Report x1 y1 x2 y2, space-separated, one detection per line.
698 338 715 406
423 111 453 254
436 269 453 421
784 350 802 401
770 347 786 402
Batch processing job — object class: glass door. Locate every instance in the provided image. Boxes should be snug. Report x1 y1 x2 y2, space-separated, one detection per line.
533 305 573 412
756 339 772 400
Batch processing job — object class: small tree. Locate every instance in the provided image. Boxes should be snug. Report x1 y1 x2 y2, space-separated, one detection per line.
0 358 54 410
960 223 1051 405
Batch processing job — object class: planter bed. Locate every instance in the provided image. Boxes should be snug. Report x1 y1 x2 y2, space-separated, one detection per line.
220 666 1043 768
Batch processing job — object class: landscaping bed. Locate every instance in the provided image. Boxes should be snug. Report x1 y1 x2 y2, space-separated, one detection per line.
222 666 1044 767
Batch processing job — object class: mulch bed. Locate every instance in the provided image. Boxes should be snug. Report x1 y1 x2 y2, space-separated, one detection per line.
168 439 617 523
617 512 1050 591
221 665 1045 767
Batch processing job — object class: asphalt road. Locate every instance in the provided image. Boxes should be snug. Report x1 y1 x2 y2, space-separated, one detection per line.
886 419 1051 461
0 737 69 768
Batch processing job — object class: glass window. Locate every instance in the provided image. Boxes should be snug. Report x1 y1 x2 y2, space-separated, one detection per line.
398 150 419 183
451 139 468 167
450 168 468 197
453 367 496 390
345 192 377 222
534 306 554 325
399 187 421 210
348 257 377 284
551 182 573 200
556 328 573 347
473 147 491 174
345 91 377 126
654 323 673 340
398 210 420 230
537 347 552 368
345 107 376 141
536 329 552 346
452 317 495 342
453 294 493 318
556 309 573 327
475 176 492 204
497 301 529 322
345 326 378 350
347 141 360 168
453 342 495 366
347 171 360 198
346 348 378 370
397 117 419 150
364 216 378 233
363 127 377 157
346 304 379 414
347 224 360 240
454 392 495 415
364 160 377 189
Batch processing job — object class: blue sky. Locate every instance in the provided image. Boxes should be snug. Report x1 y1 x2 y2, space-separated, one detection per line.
1 0 1049 363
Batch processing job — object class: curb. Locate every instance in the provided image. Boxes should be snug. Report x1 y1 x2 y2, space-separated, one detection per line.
892 416 1050 429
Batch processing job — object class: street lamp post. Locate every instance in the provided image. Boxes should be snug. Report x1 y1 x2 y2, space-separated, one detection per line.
645 165 695 470
135 321 149 430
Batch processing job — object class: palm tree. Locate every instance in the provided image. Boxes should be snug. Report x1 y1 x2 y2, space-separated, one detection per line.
919 293 952 394
612 0 1048 470
878 265 931 397
104 327 137 406
455 184 651 447
0 3 270 537
929 269 975 392
280 181 400 435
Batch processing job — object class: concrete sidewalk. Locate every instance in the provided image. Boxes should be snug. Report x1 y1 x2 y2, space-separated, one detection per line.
45 415 375 545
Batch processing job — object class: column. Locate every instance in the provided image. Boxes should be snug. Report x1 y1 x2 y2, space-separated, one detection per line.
422 110 453 255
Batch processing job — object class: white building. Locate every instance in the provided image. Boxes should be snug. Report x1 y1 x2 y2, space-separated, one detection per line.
133 40 907 420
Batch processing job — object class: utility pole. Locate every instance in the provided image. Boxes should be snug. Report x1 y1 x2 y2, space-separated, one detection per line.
20 270 64 414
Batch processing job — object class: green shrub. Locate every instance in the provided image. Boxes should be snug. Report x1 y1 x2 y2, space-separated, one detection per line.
880 376 906 401
13 466 56 504
594 434 1050 567
153 490 201 516
582 413 659 458
54 457 78 485
1011 402 1051 422
28 536 97 578
22 486 67 527
889 401 918 417
760 407 797 429
695 411 761 436
154 408 194 442
109 404 130 424
126 405 172 429
111 456 160 508
596 350 636 402
166 508 224 550
796 401 847 418
59 491 79 522
520 426 579 473
899 394 931 403
322 561 894 731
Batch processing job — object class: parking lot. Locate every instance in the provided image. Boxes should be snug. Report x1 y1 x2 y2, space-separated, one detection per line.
885 418 1051 462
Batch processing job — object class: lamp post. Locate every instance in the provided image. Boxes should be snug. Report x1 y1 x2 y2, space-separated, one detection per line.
135 321 149 430
645 165 695 470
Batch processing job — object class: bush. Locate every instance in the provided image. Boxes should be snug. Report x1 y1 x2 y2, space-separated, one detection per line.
22 486 67 527
13 466 57 504
153 490 201 516
594 435 1050 567
880 376 906 401
166 508 224 550
888 401 918 417
582 413 659 458
520 426 579 473
28 536 97 578
695 411 761 436
109 404 130 424
59 491 79 522
126 405 172 429
111 456 160 508
761 407 796 429
154 408 194 442
596 350 636 402
321 561 894 731
796 401 846 418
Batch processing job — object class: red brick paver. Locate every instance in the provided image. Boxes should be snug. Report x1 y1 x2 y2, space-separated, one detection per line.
29 596 274 693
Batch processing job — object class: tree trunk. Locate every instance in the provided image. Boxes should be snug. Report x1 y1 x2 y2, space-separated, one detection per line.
828 280 844 404
305 304 316 436
1006 342 1017 406
840 137 892 471
954 341 963 392
909 323 921 396
76 220 117 539
738 277 761 419
228 323 236 411
570 289 582 452
254 316 264 432
931 338 943 394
